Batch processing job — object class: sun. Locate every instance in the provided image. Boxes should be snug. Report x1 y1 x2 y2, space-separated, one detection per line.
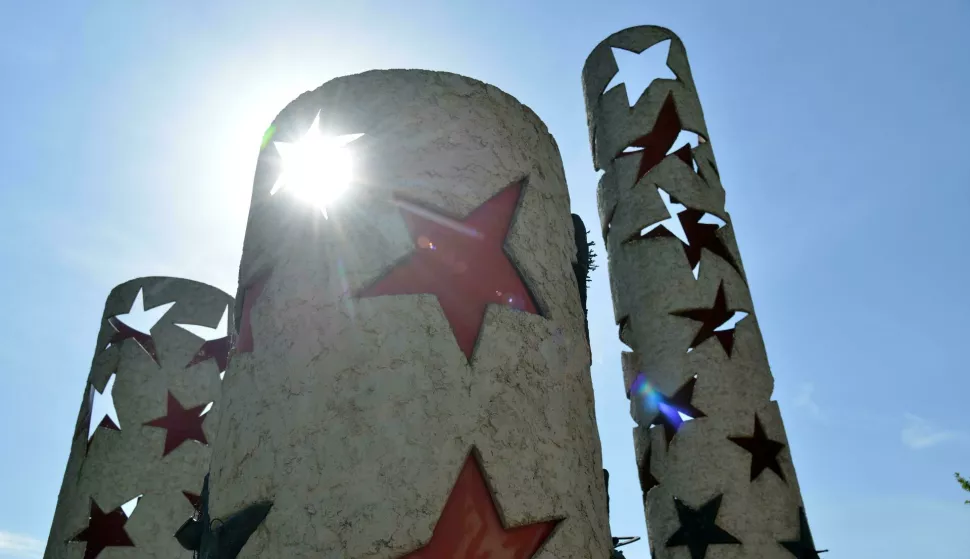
271 111 364 218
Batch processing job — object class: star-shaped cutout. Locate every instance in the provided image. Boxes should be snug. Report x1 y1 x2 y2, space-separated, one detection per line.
85 374 121 451
179 307 231 373
604 40 676 107
70 499 135 559
618 93 697 187
636 375 706 447
637 446 659 501
780 507 826 558
665 494 741 559
235 274 270 356
143 392 210 456
357 180 540 361
104 288 174 365
271 110 364 219
401 451 560 558
671 282 747 356
640 189 743 279
728 414 787 482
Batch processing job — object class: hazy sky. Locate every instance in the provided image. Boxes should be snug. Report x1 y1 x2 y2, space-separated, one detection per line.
1 1 968 558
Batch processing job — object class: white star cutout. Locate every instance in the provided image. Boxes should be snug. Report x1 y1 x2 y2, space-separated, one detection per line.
605 41 677 107
112 288 174 336
175 306 228 341
271 111 364 219
88 373 120 439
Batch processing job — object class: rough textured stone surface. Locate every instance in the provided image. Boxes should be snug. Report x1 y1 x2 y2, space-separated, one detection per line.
45 277 232 559
206 70 611 558
583 26 816 557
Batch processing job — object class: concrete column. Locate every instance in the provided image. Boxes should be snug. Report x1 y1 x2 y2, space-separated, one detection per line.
582 27 822 558
203 70 612 558
45 276 232 558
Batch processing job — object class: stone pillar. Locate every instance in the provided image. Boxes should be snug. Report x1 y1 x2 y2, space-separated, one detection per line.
202 70 612 558
45 276 232 558
582 27 823 558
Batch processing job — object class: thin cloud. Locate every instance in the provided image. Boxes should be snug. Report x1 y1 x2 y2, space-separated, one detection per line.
901 413 965 450
0 531 43 559
793 382 824 419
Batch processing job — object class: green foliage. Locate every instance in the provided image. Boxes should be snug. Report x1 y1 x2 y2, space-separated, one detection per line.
585 230 598 286
956 472 970 504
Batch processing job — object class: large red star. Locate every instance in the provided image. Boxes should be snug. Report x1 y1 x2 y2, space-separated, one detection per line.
618 93 696 187
401 452 560 559
143 392 209 457
70 499 135 559
357 180 540 360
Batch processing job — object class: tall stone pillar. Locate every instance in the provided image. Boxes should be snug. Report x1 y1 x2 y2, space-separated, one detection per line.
201 70 612 558
582 27 823 558
45 276 232 558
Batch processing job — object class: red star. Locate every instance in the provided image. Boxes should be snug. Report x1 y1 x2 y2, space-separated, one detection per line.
671 282 745 356
641 195 743 279
143 392 209 457
401 452 560 559
235 274 269 355
86 416 120 452
358 180 540 360
106 317 160 365
182 491 202 513
185 336 231 372
618 93 696 186
70 500 135 559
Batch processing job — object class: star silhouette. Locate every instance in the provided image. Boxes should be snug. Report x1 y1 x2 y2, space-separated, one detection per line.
143 392 209 456
638 446 659 501
235 273 270 356
104 289 174 366
180 307 231 372
671 282 746 356
728 414 787 482
665 494 741 559
357 180 540 361
401 451 560 559
618 93 697 187
640 376 706 447
780 507 825 558
604 40 676 107
85 375 121 451
641 192 743 279
70 499 135 559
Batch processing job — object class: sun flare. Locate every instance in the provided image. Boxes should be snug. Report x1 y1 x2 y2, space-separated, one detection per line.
271 111 364 218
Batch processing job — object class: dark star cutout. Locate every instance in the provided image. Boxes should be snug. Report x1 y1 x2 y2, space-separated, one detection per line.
780 507 826 558
357 180 540 361
671 282 745 356
143 392 209 456
666 494 741 559
400 451 560 558
185 336 231 372
642 376 706 447
70 500 135 559
640 198 743 279
638 446 659 501
86 416 120 452
618 93 697 186
106 317 160 365
729 414 787 482
235 274 269 356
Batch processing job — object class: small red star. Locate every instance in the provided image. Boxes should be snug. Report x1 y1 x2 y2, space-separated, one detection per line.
618 93 696 186
70 500 135 559
106 317 160 365
235 274 269 355
401 452 560 559
86 416 120 452
185 336 231 372
182 491 202 513
671 282 746 356
143 392 209 457
358 180 540 361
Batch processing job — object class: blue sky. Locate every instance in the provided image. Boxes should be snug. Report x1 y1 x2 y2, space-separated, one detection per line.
1 1 968 557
